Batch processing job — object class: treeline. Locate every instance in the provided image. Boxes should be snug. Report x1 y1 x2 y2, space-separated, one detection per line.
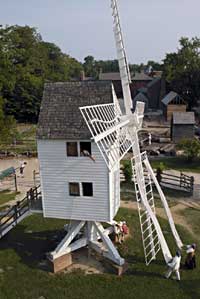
83 55 163 78
1 25 200 136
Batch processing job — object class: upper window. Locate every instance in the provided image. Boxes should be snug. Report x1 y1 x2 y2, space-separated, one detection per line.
80 142 91 156
69 182 80 196
67 142 78 157
82 182 93 197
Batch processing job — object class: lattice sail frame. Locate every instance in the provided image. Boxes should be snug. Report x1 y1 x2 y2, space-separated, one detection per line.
80 101 133 170
132 152 161 265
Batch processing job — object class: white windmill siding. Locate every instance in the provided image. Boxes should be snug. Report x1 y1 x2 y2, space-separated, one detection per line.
38 140 110 222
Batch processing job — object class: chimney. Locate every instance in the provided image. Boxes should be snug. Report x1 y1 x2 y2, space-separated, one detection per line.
80 70 86 81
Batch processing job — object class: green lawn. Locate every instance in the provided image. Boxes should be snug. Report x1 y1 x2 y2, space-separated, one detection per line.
0 208 199 299
150 157 200 173
178 207 200 240
0 190 19 206
121 182 188 207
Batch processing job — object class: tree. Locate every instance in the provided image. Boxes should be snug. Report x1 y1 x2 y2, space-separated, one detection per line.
163 37 200 108
0 97 17 144
83 56 97 78
123 161 132 183
176 138 200 161
0 25 83 122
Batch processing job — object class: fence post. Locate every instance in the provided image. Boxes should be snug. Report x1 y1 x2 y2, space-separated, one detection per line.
33 170 36 187
14 173 18 192
190 176 194 195
156 168 162 184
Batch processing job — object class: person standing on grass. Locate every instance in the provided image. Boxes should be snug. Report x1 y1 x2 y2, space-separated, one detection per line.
114 223 122 244
185 244 196 270
165 250 181 281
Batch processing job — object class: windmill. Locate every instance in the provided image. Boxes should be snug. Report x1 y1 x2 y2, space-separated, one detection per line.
80 0 183 266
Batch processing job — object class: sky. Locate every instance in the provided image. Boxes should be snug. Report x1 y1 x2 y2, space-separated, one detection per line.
0 0 199 64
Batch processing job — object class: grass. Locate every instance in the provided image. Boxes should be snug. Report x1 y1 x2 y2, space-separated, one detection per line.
120 182 188 208
0 190 20 206
150 157 200 173
178 207 200 240
0 208 199 299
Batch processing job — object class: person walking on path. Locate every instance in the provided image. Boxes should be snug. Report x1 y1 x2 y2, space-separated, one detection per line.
19 161 27 178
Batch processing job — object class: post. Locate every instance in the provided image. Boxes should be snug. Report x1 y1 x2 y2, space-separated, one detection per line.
156 168 162 184
33 170 36 187
190 176 194 195
14 173 18 192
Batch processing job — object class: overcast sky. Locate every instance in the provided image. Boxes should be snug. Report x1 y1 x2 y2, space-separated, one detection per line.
0 0 199 64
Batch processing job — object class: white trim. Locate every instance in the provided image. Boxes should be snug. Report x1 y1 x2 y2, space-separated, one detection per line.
68 182 94 198
66 141 92 158
50 220 124 266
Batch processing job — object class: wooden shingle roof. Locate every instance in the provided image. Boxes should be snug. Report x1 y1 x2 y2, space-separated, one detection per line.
37 81 113 140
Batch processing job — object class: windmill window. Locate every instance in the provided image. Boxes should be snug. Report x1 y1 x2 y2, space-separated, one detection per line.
82 182 93 197
69 183 80 196
67 142 78 157
80 142 91 156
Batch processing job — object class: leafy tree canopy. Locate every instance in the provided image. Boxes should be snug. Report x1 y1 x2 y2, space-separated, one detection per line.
0 25 83 122
83 55 163 79
163 37 200 108
0 97 17 144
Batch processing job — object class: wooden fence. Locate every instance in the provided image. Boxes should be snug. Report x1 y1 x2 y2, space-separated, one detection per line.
0 185 42 238
120 167 194 194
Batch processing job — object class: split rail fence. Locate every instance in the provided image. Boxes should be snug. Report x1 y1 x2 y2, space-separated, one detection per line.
120 167 194 194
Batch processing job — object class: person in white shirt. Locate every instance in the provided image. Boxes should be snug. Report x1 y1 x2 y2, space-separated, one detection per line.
19 161 27 178
165 250 181 281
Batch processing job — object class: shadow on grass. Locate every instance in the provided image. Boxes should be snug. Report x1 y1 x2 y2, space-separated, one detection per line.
0 224 66 271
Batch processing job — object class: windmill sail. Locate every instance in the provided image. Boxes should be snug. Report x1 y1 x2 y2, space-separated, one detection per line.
111 0 132 115
110 0 183 264
80 89 133 170
80 0 183 266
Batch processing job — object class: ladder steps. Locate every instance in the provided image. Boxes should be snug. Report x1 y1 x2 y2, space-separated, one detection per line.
144 235 159 251
145 241 160 258
140 210 148 219
143 228 156 243
141 217 152 227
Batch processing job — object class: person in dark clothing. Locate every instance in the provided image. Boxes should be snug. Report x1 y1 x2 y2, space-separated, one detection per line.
185 244 196 270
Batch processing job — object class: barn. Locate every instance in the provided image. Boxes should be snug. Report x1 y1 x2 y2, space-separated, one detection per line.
162 91 187 121
171 112 195 143
37 81 120 223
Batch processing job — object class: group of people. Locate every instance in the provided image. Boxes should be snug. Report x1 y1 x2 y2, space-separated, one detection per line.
113 221 129 244
165 243 197 281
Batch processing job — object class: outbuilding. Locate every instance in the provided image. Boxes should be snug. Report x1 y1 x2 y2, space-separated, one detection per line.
162 91 187 121
171 112 195 143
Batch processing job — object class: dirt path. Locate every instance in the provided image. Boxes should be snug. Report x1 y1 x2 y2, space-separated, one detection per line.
0 158 39 204
121 200 200 240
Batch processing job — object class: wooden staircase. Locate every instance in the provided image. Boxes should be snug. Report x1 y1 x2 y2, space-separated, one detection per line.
0 185 42 239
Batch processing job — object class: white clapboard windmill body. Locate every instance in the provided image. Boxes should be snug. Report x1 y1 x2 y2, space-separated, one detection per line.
80 0 183 266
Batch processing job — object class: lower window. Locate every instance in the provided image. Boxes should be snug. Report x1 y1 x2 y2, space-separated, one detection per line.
82 182 93 197
69 182 80 196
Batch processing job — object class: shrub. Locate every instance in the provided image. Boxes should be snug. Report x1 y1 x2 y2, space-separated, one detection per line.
123 161 132 183
176 138 200 162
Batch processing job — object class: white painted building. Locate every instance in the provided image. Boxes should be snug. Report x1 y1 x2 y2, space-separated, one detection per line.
37 81 120 223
